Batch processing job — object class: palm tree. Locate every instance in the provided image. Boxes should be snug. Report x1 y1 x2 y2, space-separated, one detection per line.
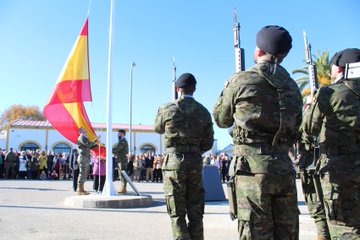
293 49 331 97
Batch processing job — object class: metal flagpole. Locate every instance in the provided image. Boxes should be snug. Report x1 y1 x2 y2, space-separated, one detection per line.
102 0 116 196
129 62 136 156
98 145 101 193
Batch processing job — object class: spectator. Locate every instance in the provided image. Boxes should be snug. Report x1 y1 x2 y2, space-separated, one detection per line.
133 155 142 182
69 149 79 191
127 155 134 180
0 150 4 179
5 148 18 179
38 151 48 179
140 154 146 182
53 153 61 178
222 154 231 183
47 151 54 177
214 154 222 180
112 156 118 181
144 152 154 182
153 155 163 182
29 152 39 179
92 154 106 193
18 151 28 179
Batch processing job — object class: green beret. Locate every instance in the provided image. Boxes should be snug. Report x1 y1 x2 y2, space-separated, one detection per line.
330 48 360 67
176 73 197 88
256 25 292 55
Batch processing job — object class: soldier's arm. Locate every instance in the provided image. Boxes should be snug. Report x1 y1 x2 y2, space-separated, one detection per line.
154 106 166 134
112 142 119 154
79 135 97 148
212 80 237 128
200 113 215 152
303 90 325 137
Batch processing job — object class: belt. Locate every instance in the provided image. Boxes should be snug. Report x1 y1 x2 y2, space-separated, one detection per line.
234 143 290 155
166 145 200 153
319 144 360 156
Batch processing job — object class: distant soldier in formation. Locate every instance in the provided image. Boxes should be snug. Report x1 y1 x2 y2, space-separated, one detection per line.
213 25 303 239
154 73 214 240
302 48 360 239
76 127 100 195
112 129 129 194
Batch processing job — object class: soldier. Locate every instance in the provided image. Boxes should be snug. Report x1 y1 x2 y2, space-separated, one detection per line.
76 127 99 195
213 25 303 239
302 48 360 239
154 73 214 240
112 129 129 194
298 122 330 240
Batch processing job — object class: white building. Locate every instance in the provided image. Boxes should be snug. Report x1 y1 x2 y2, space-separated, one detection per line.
3 120 217 155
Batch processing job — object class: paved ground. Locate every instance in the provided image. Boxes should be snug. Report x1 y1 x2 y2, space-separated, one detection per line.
0 179 316 240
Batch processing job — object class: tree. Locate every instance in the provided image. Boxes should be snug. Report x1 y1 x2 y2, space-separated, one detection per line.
0 104 45 129
293 49 331 97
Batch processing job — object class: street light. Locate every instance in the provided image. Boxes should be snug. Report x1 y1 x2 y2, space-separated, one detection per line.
129 62 136 156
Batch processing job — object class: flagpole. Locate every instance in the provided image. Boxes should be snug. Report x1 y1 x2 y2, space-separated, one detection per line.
129 62 136 156
102 0 116 196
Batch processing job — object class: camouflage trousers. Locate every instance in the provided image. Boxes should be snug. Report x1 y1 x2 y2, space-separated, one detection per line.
163 169 204 240
235 173 299 240
320 173 360 239
117 160 127 189
77 155 90 184
300 170 330 238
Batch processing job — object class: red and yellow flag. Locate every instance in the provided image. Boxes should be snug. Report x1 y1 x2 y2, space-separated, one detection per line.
44 17 104 156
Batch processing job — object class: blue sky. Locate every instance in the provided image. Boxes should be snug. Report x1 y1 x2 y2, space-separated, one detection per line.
0 0 359 150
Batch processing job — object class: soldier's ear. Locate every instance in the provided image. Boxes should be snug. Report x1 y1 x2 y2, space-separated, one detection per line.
255 47 265 57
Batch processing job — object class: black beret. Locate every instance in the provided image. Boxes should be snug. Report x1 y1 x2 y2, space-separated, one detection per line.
330 48 360 67
118 129 126 134
256 25 292 55
176 73 197 88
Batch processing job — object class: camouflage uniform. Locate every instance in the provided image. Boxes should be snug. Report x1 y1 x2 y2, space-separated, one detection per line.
154 95 214 240
302 78 360 239
77 133 97 184
112 137 129 190
298 108 330 239
213 62 302 239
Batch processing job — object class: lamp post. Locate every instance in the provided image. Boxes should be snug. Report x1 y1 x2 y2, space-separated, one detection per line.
129 62 136 156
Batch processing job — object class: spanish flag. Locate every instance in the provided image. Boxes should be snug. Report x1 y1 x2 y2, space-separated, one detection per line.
44 17 104 156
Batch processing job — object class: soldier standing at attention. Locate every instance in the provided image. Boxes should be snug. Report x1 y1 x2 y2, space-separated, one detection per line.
77 127 100 195
298 122 330 240
213 25 303 239
154 73 214 240
302 48 360 239
112 129 129 194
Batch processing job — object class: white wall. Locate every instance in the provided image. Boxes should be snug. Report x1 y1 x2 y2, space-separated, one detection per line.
134 132 164 154
7 127 163 154
9 128 46 150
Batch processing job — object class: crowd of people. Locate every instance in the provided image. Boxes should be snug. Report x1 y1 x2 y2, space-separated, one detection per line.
0 148 70 180
0 148 230 183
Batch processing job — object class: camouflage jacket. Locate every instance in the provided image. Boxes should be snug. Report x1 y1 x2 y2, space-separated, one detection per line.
303 78 360 151
154 96 214 154
213 62 303 147
77 133 97 158
112 137 129 163
297 107 317 170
